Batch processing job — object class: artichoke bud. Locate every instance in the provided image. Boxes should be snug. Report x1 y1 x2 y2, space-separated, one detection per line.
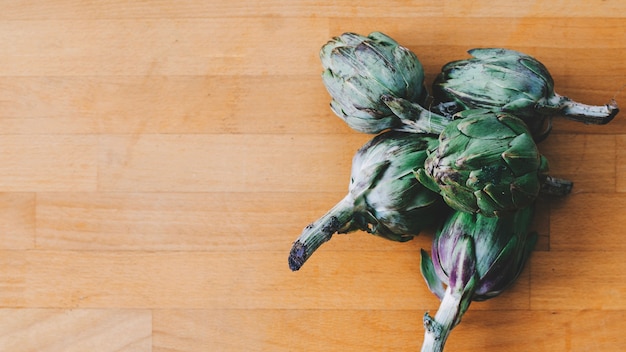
288 131 444 271
320 32 428 134
423 205 536 301
433 48 619 140
419 206 537 351
418 110 546 217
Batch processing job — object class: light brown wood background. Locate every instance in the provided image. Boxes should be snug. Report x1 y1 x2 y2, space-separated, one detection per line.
0 1 625 351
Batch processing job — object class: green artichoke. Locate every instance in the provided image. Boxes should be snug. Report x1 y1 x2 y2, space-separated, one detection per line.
288 131 444 271
416 109 548 217
320 31 428 133
419 205 537 351
432 48 619 141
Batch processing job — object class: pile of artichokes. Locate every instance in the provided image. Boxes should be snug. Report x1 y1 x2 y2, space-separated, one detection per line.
288 31 619 351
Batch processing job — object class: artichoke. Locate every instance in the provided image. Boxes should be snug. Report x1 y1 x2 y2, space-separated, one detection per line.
419 205 537 351
320 31 428 133
415 109 548 217
288 131 444 271
432 48 619 141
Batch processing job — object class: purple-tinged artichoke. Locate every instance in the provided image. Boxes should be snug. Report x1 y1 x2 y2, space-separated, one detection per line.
432 48 619 141
419 205 537 351
320 31 428 133
288 131 444 271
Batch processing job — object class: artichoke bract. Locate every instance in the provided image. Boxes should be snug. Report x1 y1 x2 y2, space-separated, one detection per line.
288 131 444 271
416 109 548 217
320 31 428 133
432 48 619 140
419 206 537 352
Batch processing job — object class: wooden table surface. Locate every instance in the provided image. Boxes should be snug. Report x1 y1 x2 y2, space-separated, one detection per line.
1 1 625 351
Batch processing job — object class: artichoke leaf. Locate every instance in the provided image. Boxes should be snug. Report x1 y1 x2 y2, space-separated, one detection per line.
473 189 503 218
414 168 442 193
448 234 478 297
456 114 518 139
502 134 542 176
467 47 520 60
509 182 540 211
442 190 478 214
518 56 554 87
421 249 446 300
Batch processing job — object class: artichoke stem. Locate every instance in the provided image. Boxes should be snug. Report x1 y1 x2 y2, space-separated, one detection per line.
421 287 470 352
288 196 355 271
547 93 619 125
400 110 450 135
381 95 450 135
540 176 573 197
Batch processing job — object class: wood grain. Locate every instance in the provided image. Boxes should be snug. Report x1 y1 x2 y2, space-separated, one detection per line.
550 193 626 251
538 134 616 193
0 1 625 351
531 251 626 310
0 75 353 135
0 18 328 76
0 309 151 352
0 135 98 192
34 191 436 251
0 193 35 249
97 133 370 192
151 309 626 352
